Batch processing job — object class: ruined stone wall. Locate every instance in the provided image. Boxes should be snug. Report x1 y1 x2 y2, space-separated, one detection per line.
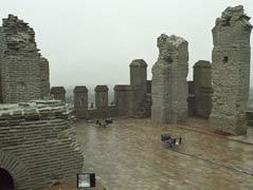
0 100 83 190
151 34 189 123
210 6 252 135
87 106 117 119
0 15 50 103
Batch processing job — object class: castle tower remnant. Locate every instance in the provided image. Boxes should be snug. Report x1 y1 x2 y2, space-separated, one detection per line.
0 15 50 103
130 59 147 93
210 6 252 135
95 85 109 110
151 34 189 123
74 86 88 118
50 86 66 102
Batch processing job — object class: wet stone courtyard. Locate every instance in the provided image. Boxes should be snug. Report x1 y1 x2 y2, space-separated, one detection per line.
75 119 253 190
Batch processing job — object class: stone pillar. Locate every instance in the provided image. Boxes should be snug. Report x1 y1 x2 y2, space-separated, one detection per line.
73 86 88 118
95 85 109 110
193 60 213 118
210 6 252 135
114 85 135 116
130 59 147 93
50 87 66 102
151 34 189 123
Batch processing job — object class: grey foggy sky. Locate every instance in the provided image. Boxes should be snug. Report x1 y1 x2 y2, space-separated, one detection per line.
1 0 253 88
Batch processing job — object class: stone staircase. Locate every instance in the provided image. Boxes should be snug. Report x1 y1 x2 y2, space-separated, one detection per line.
135 93 152 118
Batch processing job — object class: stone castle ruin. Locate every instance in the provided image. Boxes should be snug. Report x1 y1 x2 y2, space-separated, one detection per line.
0 5 252 190
0 15 50 103
151 34 189 123
0 15 82 190
210 6 252 135
50 5 252 136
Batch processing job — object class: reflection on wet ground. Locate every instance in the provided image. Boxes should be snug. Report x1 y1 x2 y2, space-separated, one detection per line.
75 118 253 190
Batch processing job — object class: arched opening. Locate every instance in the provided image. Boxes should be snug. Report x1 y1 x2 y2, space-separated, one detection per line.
0 168 15 190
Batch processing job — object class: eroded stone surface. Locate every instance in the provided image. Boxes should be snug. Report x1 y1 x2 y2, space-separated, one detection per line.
0 15 50 103
210 6 252 135
0 100 84 190
152 34 189 123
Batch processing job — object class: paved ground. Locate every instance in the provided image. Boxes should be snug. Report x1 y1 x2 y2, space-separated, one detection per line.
75 118 253 190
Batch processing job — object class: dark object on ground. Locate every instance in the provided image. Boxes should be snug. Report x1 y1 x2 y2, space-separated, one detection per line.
161 133 182 149
96 118 113 127
105 118 113 124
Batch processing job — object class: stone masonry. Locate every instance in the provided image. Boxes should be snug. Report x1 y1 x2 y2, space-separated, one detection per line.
0 15 50 103
95 85 109 109
130 59 147 93
151 34 189 123
193 60 213 118
73 86 88 118
50 86 66 102
210 6 252 135
0 100 83 190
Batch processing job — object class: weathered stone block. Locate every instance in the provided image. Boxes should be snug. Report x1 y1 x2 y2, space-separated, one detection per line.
73 86 88 119
0 100 83 190
50 87 66 102
151 34 189 123
209 6 252 135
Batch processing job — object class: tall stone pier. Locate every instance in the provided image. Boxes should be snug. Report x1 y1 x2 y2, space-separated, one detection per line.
74 86 88 118
95 85 109 110
151 34 189 123
210 6 252 135
0 15 50 103
130 59 147 93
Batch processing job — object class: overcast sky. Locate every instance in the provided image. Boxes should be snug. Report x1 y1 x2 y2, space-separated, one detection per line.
1 0 252 88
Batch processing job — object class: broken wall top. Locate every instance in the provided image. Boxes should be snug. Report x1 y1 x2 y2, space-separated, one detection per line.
74 86 88 93
0 100 71 121
130 59 147 68
157 34 188 64
95 85 109 92
1 14 40 56
215 5 252 29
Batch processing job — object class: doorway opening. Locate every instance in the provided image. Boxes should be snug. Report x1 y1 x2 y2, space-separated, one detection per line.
0 168 15 190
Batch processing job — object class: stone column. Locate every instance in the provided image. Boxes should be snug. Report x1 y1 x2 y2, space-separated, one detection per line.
50 87 66 102
73 86 88 118
114 85 135 116
130 59 147 93
193 60 213 118
151 34 189 123
210 6 252 135
95 85 109 110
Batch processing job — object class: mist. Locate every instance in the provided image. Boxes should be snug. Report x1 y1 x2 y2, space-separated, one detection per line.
1 0 252 88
